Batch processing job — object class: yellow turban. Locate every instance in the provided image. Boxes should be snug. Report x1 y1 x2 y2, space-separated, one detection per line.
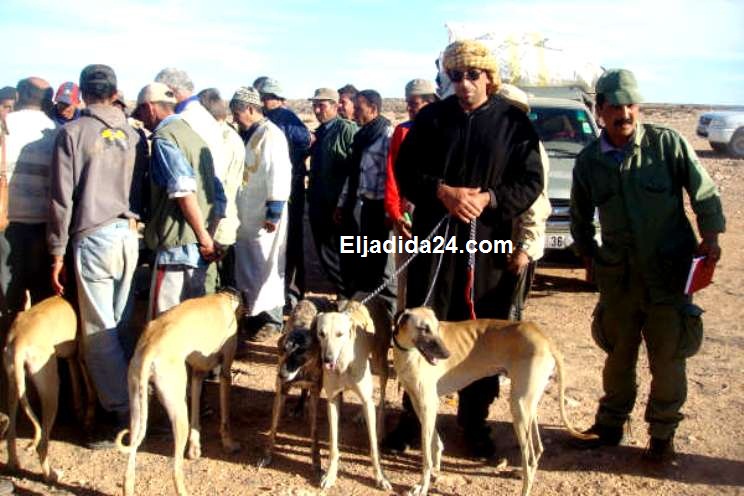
443 39 501 93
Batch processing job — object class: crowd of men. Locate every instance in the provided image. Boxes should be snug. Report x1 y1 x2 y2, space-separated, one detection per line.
0 38 725 493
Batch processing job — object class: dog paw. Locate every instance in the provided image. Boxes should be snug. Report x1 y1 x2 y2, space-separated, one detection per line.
376 477 392 491
319 471 337 490
46 468 63 482
407 483 427 496
257 454 272 468
187 443 202 460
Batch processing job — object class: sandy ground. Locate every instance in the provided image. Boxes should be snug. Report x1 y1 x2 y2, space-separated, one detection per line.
1 108 743 496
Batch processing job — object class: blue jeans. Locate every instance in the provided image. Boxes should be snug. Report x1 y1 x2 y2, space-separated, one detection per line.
73 220 138 414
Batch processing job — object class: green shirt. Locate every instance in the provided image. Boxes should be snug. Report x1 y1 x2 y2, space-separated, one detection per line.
570 122 725 302
308 117 357 211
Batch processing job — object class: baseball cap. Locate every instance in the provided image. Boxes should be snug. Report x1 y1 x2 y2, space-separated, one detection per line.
596 69 643 105
55 82 80 105
309 88 339 102
136 83 177 106
405 79 438 99
258 78 284 100
79 64 117 94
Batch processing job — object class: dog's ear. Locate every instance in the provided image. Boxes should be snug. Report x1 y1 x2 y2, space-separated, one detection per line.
395 309 412 330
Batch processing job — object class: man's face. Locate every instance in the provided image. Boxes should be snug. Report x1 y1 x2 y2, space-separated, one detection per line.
597 102 640 146
55 101 77 121
262 97 282 111
0 99 13 120
449 67 490 111
354 95 376 126
232 106 256 130
338 94 354 119
406 95 430 120
312 100 337 124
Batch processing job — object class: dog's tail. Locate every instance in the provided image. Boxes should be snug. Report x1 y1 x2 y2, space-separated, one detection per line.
550 342 598 440
11 347 43 450
115 350 153 454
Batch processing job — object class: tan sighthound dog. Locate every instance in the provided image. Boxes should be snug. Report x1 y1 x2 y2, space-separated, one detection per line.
393 307 597 496
258 299 322 474
315 300 392 491
116 289 242 496
3 295 96 481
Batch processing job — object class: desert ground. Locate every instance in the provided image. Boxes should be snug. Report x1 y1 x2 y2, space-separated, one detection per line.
1 104 743 496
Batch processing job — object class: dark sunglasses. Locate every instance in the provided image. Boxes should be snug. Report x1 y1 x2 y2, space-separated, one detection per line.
448 69 483 83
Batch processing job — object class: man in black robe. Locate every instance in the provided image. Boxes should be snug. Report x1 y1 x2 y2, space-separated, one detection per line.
386 39 544 457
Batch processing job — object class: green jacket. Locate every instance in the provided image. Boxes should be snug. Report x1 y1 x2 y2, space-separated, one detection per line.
570 123 725 302
144 118 216 251
308 117 357 211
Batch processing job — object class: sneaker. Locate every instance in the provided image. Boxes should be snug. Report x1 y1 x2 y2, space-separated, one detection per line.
248 323 281 343
643 436 675 463
464 425 496 459
570 423 625 450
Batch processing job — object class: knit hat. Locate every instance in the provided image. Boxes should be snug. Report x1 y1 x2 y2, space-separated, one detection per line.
231 86 261 107
442 39 501 91
405 79 438 99
596 69 643 105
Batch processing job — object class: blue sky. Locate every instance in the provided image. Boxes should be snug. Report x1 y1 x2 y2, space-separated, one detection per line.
1 0 742 105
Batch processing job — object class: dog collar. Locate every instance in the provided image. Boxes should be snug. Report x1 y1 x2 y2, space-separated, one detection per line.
392 333 414 352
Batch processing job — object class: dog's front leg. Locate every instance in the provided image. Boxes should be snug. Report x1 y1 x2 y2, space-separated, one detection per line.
187 370 205 460
258 378 285 468
354 374 392 491
320 392 341 490
408 392 438 496
219 349 240 454
309 387 321 477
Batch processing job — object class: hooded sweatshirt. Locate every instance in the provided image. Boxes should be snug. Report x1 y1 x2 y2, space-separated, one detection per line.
48 103 142 256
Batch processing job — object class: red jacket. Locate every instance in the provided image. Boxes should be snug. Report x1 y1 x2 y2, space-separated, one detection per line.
384 121 412 221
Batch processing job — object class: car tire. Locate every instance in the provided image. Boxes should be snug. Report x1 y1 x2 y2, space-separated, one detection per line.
728 128 744 158
710 142 727 153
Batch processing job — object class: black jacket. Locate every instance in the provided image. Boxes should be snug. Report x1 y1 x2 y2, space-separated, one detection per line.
395 94 543 320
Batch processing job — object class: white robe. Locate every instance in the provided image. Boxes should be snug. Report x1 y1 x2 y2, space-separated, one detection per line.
235 118 292 316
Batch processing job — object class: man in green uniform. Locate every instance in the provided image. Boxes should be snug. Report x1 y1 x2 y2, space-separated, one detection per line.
570 69 725 460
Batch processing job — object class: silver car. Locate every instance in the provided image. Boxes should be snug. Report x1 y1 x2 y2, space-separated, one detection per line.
527 97 600 264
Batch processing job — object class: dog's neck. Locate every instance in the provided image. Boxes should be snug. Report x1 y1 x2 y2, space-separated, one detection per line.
392 331 413 352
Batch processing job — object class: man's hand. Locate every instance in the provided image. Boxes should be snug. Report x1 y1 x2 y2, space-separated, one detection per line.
51 256 65 295
198 236 217 262
436 184 490 223
264 220 277 233
696 232 721 266
394 215 412 239
507 248 530 274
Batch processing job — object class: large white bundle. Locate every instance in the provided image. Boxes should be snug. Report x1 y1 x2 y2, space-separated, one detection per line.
439 24 603 96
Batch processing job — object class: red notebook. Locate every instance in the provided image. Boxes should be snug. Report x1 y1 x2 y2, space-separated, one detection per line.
684 256 716 295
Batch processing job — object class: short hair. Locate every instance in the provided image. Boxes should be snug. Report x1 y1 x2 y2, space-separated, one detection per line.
155 67 194 93
337 84 358 99
16 78 53 108
197 88 227 121
356 89 382 113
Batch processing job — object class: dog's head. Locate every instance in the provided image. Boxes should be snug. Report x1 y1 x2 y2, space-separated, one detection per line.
315 311 354 372
277 327 320 382
395 307 450 366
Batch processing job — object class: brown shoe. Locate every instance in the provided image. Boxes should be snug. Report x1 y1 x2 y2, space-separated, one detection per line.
643 436 675 463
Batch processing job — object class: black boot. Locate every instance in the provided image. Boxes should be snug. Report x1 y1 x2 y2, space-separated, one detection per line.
570 423 625 450
463 424 496 459
382 393 420 453
643 436 675 462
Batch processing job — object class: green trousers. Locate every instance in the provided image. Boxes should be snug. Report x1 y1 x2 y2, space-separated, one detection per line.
591 263 703 440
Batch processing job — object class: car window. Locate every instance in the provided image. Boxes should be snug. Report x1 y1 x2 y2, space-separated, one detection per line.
529 107 596 145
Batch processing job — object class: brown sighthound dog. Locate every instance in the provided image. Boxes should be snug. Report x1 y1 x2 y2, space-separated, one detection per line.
393 307 597 496
3 295 96 481
258 299 322 474
315 300 392 491
115 289 242 496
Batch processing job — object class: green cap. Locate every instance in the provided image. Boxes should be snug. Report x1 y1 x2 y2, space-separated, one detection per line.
596 69 643 105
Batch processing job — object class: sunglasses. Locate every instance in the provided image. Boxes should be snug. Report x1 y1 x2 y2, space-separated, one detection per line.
448 69 484 83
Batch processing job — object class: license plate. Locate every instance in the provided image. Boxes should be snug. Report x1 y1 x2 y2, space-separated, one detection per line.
545 234 572 249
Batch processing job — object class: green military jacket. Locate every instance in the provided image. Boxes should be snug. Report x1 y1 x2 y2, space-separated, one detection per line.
308 117 357 211
570 122 725 302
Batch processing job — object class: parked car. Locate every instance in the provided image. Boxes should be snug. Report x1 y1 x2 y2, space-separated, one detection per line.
526 96 600 266
696 111 744 158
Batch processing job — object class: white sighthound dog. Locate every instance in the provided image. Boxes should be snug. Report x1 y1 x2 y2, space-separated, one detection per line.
115 289 242 496
393 307 597 496
3 295 96 481
315 301 391 491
